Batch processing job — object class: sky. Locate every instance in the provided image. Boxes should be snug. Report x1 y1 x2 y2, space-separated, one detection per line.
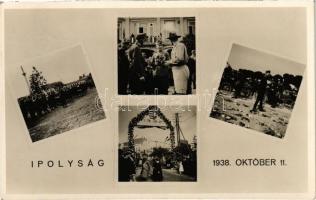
228 43 305 76
119 106 197 150
11 45 91 98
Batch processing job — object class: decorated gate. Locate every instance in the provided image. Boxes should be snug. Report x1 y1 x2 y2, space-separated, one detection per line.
128 106 175 153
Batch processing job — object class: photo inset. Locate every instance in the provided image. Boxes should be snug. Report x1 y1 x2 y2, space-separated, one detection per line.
210 43 305 139
118 105 197 182
117 17 196 95
14 45 106 142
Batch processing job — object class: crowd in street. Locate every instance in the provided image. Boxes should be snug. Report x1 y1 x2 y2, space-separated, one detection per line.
219 63 303 111
18 74 95 126
118 33 196 95
118 149 163 182
118 148 196 182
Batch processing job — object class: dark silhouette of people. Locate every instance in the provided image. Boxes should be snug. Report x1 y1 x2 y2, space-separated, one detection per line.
127 33 146 94
251 70 271 112
233 70 246 98
187 50 196 94
118 149 136 182
267 79 278 108
118 40 130 94
118 149 129 181
152 42 170 95
151 156 163 181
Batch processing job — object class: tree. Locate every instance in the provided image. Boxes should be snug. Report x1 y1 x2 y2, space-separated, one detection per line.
173 142 192 159
293 75 303 88
29 66 47 95
151 147 170 158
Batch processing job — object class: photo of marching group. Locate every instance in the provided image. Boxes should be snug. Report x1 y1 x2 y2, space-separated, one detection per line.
14 46 106 142
117 17 196 95
210 44 305 139
118 105 197 182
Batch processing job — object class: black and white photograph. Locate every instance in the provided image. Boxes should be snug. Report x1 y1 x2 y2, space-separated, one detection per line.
117 17 196 95
14 45 106 142
210 44 305 139
118 105 197 182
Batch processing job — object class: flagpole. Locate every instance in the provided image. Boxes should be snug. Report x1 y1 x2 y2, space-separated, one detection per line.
21 65 31 94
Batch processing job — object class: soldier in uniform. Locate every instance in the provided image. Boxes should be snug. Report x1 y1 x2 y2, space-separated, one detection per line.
251 70 271 112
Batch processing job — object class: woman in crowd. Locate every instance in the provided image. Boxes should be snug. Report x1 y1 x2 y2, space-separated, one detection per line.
179 160 184 175
137 154 153 181
166 33 190 95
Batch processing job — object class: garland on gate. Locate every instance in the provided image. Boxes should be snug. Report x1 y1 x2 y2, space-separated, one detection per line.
128 106 175 153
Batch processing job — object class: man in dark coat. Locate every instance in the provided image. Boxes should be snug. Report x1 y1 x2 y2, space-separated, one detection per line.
128 33 146 94
118 149 136 182
125 151 136 181
118 149 129 181
187 50 196 94
151 156 163 181
118 40 130 94
251 70 271 112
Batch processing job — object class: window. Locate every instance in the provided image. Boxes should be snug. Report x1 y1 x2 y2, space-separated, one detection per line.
188 21 195 35
117 24 120 40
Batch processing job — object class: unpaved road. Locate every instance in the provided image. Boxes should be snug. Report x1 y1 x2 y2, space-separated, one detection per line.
210 90 291 138
29 88 105 142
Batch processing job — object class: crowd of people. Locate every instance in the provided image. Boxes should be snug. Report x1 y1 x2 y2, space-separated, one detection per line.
18 74 95 127
118 148 197 182
118 32 196 95
118 149 163 182
219 63 303 111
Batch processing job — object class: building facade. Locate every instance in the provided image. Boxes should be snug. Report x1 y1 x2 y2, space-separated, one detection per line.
118 17 195 44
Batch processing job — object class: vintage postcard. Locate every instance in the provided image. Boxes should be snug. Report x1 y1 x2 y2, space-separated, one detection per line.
1 2 314 200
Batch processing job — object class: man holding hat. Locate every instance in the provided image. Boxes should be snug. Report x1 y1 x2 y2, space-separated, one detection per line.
166 32 189 94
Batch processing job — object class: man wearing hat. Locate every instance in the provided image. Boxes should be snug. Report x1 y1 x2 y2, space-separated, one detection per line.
166 32 189 94
251 70 271 112
127 33 147 94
